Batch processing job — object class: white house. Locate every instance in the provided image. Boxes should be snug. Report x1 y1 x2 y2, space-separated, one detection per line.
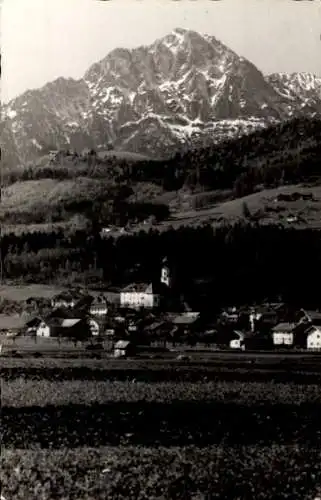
272 323 295 346
51 293 77 309
306 325 321 350
230 331 245 350
161 259 171 287
88 318 100 336
36 320 51 338
120 283 159 309
114 340 135 358
89 296 108 316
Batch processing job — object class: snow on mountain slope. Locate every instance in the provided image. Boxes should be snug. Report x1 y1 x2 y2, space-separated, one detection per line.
2 28 321 166
266 72 321 116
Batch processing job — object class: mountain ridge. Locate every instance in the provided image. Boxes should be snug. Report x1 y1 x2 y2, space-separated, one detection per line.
2 28 321 167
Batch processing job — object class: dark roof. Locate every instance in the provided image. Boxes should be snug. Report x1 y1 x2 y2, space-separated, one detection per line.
25 316 43 328
272 322 296 333
46 308 75 319
147 321 166 331
45 317 82 328
305 325 321 335
302 310 321 322
90 295 108 305
171 313 200 325
52 292 76 301
122 283 153 293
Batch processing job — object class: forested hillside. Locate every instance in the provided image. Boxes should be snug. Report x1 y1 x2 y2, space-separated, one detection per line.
2 117 321 309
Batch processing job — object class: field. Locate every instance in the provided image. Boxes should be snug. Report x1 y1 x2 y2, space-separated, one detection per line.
0 284 66 302
2 355 321 499
135 183 321 232
3 446 321 500
4 177 321 235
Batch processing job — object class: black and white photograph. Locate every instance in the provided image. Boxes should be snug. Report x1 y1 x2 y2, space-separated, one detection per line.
1 0 321 498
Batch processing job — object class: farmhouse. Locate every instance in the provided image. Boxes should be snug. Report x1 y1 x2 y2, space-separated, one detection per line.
306 325 321 350
249 307 279 332
88 317 100 336
230 330 245 350
44 317 89 339
120 283 160 309
169 312 201 339
220 308 239 324
272 323 296 346
51 292 78 309
25 317 51 337
89 296 108 316
113 339 136 358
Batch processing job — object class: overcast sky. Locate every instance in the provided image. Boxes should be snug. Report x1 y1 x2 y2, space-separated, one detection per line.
2 0 321 103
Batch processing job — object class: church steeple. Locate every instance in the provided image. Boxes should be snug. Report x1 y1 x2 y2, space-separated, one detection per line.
160 257 171 288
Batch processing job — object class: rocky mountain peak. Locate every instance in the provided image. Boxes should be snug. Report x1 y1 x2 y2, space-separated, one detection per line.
2 29 321 167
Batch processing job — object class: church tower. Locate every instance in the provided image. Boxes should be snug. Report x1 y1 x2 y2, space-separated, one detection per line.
160 257 172 288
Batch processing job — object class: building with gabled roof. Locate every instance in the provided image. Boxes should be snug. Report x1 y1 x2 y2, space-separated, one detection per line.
120 282 160 309
272 322 297 347
113 339 136 358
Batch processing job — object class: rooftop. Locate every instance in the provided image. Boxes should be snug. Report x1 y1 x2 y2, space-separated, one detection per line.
122 283 153 293
171 312 200 325
61 318 82 328
301 310 321 322
114 340 131 349
272 322 297 333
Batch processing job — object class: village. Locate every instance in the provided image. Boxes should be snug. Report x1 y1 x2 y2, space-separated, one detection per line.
1 256 321 357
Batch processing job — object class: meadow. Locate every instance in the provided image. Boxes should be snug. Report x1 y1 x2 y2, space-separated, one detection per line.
3 445 321 500
3 379 321 407
2 357 321 498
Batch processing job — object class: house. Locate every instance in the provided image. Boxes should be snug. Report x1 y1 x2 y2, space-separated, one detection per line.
113 340 136 358
45 317 89 340
220 308 239 324
74 294 94 312
299 310 321 326
249 307 279 333
120 283 160 309
169 312 200 340
51 292 78 309
306 325 321 350
89 296 108 316
230 330 245 350
88 317 100 336
25 317 50 337
272 322 296 347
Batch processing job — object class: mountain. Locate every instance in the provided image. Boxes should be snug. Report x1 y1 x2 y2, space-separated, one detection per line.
2 28 321 167
267 72 321 116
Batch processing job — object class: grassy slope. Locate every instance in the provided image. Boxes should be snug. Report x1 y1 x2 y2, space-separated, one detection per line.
2 118 321 234
0 284 65 301
4 181 321 235
130 183 321 232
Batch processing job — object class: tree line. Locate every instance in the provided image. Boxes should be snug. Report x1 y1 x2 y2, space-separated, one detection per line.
3 221 321 310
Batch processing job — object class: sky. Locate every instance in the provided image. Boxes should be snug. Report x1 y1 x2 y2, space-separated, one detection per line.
1 0 321 103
